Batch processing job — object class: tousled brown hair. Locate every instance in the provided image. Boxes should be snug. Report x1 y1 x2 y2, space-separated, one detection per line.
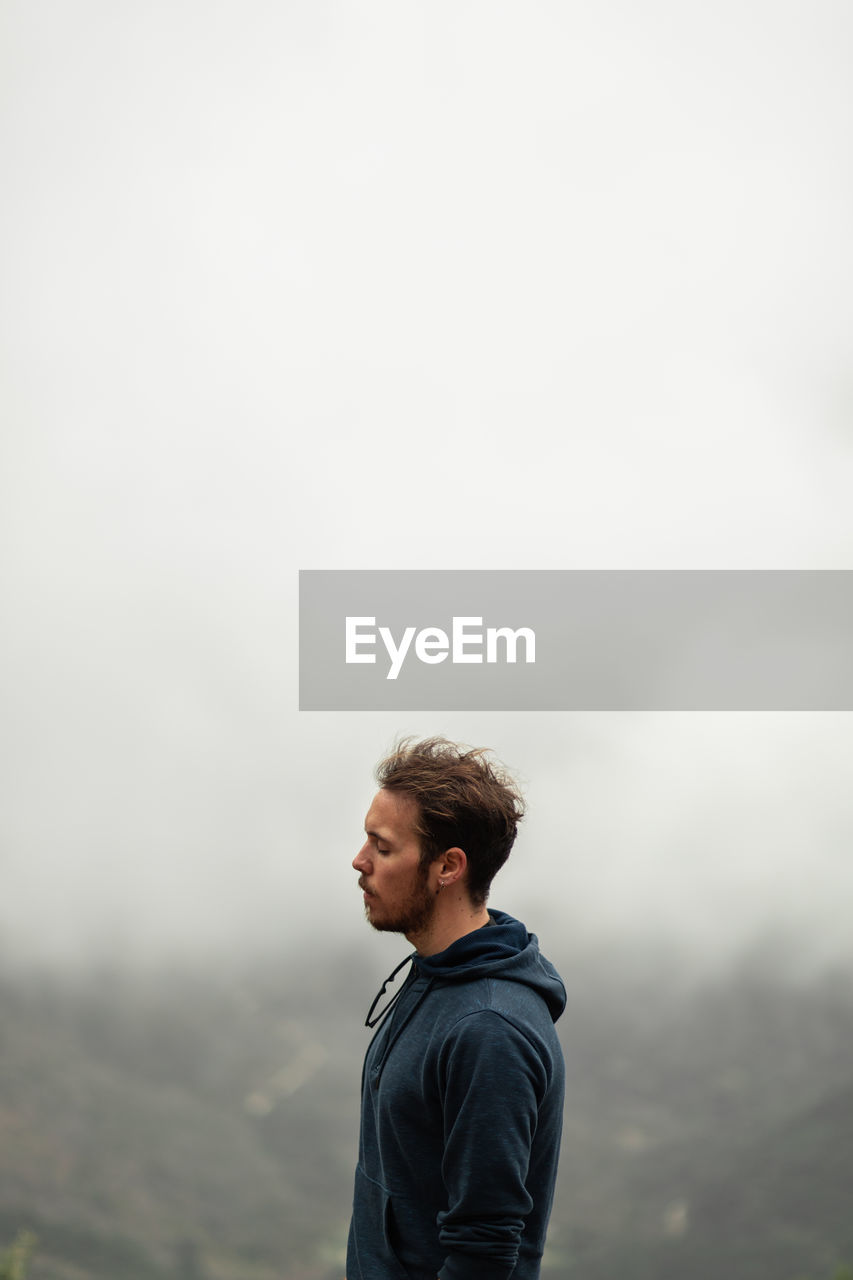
374 736 525 906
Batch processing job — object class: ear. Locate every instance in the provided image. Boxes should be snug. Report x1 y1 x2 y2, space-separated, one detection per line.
437 846 467 887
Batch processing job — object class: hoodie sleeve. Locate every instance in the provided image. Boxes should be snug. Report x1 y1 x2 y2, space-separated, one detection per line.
435 1008 550 1280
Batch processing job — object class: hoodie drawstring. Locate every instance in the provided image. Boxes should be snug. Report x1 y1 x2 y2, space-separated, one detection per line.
365 952 416 1029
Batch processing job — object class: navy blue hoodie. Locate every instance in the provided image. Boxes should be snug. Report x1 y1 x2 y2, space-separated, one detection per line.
347 910 566 1280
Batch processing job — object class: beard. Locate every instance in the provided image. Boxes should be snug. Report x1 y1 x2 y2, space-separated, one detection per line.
363 868 437 938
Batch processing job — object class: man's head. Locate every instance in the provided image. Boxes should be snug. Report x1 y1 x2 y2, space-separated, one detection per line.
372 736 525 907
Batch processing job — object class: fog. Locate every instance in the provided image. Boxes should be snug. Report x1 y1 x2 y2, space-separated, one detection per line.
2 1 852 980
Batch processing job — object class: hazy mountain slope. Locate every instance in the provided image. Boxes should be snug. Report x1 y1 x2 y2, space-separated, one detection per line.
2 945 852 1280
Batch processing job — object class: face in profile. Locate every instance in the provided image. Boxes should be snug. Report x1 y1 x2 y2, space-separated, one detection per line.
353 789 437 938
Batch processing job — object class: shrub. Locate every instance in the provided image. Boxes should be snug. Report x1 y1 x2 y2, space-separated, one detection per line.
0 1230 36 1280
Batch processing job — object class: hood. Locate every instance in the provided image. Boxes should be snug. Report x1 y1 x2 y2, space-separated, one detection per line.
413 909 566 1023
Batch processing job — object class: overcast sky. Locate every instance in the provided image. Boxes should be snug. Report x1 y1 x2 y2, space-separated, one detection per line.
2 1 852 975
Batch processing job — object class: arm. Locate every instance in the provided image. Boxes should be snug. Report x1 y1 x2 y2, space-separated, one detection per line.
436 1010 549 1280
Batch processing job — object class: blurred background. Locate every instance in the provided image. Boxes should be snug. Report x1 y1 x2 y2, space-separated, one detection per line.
1 2 852 1277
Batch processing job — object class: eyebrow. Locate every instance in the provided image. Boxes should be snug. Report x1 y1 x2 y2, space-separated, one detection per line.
365 828 392 843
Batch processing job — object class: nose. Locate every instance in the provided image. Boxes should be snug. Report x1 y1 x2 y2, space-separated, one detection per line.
353 842 372 874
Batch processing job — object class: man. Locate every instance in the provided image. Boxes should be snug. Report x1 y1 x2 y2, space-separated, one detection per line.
347 737 566 1280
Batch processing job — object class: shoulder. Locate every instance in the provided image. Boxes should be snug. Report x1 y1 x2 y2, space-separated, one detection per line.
433 1005 560 1105
443 988 562 1070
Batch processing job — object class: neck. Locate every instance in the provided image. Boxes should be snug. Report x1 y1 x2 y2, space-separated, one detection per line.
407 895 491 957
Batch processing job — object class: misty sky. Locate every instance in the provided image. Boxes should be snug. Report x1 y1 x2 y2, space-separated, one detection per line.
2 1 852 973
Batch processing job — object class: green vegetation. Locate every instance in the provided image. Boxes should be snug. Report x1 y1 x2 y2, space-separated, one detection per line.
794 1267 853 1280
0 1231 36 1280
